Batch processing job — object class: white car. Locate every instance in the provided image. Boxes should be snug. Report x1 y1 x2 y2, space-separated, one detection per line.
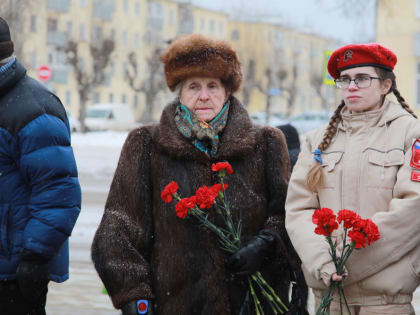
288 111 332 135
85 103 137 131
250 112 288 127
66 110 80 133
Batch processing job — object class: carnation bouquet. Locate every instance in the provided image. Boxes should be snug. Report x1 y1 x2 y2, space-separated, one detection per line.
312 208 380 315
161 162 288 315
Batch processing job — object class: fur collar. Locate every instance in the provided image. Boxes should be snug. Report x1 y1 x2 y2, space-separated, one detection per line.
153 96 257 163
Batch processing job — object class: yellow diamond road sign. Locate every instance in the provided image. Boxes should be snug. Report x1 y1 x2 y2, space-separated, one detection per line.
323 50 335 85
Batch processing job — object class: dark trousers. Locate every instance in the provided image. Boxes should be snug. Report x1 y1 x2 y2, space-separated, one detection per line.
0 280 47 315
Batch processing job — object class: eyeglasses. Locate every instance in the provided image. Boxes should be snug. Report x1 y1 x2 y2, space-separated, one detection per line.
334 76 382 89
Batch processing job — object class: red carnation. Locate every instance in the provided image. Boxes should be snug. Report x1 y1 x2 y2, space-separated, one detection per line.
337 209 361 229
364 219 380 245
212 162 234 175
348 230 366 249
161 181 179 203
175 196 196 219
312 208 339 236
195 185 218 209
210 183 228 195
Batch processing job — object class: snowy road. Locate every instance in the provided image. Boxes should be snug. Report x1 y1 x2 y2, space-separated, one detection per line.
44 131 419 315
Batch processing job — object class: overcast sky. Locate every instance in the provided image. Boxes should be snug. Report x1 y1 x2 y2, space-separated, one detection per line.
191 0 377 43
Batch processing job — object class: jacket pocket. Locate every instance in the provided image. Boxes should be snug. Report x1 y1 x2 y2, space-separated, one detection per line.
320 151 344 189
366 149 404 189
0 204 10 258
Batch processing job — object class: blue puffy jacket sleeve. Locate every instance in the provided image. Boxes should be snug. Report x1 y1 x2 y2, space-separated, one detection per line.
18 113 81 259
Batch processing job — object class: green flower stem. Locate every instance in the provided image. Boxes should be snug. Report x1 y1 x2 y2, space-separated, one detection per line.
248 277 264 315
255 272 288 312
252 274 284 314
340 284 351 315
316 283 335 315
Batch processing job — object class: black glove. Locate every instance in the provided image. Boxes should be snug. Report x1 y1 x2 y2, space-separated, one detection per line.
227 230 276 275
16 250 50 301
121 299 153 315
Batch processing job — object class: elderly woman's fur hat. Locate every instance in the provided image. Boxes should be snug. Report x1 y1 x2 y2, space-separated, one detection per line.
161 34 242 93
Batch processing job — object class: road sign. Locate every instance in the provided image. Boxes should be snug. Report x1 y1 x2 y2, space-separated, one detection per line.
268 88 281 96
37 65 52 82
323 51 335 85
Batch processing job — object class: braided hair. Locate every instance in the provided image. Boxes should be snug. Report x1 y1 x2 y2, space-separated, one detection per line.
306 68 417 192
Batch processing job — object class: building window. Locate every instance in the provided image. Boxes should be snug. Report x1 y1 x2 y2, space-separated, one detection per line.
66 21 72 37
110 28 116 39
30 51 37 69
48 53 53 64
416 63 420 108
209 19 215 34
65 90 71 107
121 94 127 104
123 62 128 77
415 33 420 57
93 92 100 104
94 26 103 41
80 23 86 41
135 2 141 16
231 30 240 40
219 22 224 34
169 9 175 25
122 31 128 46
109 93 114 103
123 0 129 14
200 18 205 31
134 94 139 108
80 0 87 7
30 15 37 32
417 0 420 18
134 33 141 48
47 18 58 32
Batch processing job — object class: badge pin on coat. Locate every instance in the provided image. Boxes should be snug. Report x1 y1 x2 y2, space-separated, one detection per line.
410 139 420 182
137 300 149 314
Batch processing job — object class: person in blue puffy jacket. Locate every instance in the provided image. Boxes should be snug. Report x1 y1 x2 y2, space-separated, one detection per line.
0 17 81 315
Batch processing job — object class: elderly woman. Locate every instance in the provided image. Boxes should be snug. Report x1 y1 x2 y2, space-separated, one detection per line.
91 34 307 315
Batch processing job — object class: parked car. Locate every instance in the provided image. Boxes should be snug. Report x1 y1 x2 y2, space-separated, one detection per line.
249 111 289 127
66 110 80 133
288 111 332 135
85 103 137 131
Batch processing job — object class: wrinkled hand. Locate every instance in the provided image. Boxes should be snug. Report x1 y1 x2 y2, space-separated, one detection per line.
16 251 50 301
227 230 276 275
121 300 153 315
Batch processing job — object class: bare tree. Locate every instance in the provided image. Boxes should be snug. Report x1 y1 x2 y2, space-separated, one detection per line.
277 56 298 118
0 0 39 60
61 38 115 133
241 59 262 109
125 47 166 123
310 73 331 112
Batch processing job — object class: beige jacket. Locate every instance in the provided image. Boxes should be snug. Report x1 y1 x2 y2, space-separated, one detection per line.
285 99 420 305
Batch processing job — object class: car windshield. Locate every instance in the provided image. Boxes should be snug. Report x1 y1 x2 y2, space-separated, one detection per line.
87 109 111 118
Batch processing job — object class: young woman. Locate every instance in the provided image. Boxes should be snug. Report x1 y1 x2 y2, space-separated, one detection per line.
285 43 420 315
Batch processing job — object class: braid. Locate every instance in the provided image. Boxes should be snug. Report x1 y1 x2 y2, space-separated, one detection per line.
392 87 417 119
376 68 417 119
306 101 345 191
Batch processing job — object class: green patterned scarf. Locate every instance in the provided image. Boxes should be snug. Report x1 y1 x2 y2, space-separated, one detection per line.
175 101 230 157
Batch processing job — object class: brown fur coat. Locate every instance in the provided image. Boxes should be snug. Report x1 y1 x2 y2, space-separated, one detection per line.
91 96 301 314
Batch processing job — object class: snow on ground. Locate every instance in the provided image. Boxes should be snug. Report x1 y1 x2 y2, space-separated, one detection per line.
72 131 127 179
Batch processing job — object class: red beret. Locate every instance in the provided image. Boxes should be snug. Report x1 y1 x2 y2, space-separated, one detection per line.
327 43 397 79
